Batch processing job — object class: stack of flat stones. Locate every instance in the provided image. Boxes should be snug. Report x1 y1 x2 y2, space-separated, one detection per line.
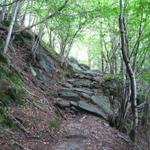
56 59 114 120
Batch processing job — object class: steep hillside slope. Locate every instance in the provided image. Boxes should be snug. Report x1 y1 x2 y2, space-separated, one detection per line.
0 30 139 150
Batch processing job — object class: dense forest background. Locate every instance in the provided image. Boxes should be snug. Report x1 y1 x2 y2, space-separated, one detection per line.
1 0 149 79
0 0 150 149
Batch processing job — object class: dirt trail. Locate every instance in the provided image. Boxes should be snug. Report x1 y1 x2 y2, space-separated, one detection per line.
52 114 137 150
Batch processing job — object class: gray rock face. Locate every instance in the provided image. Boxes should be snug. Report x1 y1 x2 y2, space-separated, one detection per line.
34 68 55 86
73 73 93 80
56 58 121 121
29 65 37 76
68 57 83 72
79 64 90 71
55 100 71 108
73 88 93 96
68 79 92 88
37 53 55 72
91 96 112 114
69 63 83 72
60 87 93 96
70 101 107 120
101 78 123 96
79 93 91 100
58 90 80 101
68 57 91 73
83 70 103 77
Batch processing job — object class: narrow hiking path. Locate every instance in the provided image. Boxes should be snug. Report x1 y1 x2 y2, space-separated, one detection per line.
52 114 136 150
52 61 138 150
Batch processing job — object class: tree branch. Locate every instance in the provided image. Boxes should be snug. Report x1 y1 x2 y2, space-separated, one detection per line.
0 0 23 7
13 0 69 33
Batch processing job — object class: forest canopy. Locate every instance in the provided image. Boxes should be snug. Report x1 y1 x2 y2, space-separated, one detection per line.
0 0 149 82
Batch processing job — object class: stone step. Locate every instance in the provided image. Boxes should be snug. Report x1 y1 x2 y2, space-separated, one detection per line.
58 90 80 101
67 78 101 89
70 101 108 120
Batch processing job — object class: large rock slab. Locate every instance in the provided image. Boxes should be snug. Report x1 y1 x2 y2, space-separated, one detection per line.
68 79 92 88
58 90 80 101
70 101 108 120
67 77 101 89
35 68 56 87
73 73 93 80
83 70 103 77
79 63 90 71
68 57 83 72
55 100 71 109
91 96 112 114
79 92 91 100
101 78 123 96
60 87 93 96
35 46 56 73
73 88 93 95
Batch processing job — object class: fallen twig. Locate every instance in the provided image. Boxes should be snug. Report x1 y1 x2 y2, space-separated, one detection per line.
118 134 130 143
8 114 30 135
11 139 32 150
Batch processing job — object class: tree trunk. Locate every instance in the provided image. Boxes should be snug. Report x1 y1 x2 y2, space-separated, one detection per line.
21 0 30 25
119 0 138 142
3 0 20 54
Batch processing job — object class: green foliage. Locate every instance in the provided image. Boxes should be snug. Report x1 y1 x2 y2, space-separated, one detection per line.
8 88 25 105
129 129 136 142
0 113 13 128
1 19 10 27
103 73 122 81
0 53 10 64
138 71 150 84
0 91 12 107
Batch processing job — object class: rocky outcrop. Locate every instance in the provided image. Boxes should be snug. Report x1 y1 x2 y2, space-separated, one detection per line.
56 59 116 120
101 76 150 106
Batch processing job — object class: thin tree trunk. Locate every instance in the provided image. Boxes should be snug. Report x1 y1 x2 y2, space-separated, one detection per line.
64 26 82 61
3 0 20 54
101 51 104 73
119 0 138 142
21 0 30 25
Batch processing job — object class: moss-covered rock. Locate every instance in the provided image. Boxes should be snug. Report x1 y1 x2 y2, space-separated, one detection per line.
101 74 123 97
